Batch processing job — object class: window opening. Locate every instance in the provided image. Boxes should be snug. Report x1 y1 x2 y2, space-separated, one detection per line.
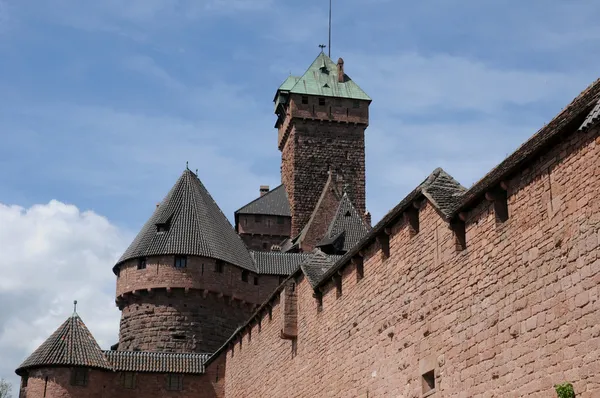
166 374 183 391
71 368 89 387
215 260 224 273
319 97 326 106
422 370 436 395
120 372 136 389
301 96 308 104
174 256 187 269
242 270 249 283
137 258 147 270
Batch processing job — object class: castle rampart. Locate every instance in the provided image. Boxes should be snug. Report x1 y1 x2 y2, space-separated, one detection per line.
214 117 600 396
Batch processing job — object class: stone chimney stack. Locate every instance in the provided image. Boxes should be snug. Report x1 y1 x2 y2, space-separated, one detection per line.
337 58 345 83
260 186 270 197
364 211 372 228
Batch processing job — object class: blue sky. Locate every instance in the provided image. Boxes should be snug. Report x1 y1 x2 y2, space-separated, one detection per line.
0 0 599 389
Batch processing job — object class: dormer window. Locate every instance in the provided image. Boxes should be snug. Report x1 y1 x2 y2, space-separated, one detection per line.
157 223 169 233
174 256 187 269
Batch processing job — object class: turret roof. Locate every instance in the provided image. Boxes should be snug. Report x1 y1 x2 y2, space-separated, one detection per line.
16 313 111 375
277 52 371 101
116 169 255 272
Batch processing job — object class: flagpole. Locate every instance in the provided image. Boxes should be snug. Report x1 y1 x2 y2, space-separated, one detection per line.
328 0 332 57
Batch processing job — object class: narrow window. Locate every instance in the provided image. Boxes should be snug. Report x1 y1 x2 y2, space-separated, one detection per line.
137 258 147 270
354 256 364 281
277 216 284 225
243 217 248 226
319 97 326 106
301 96 308 104
166 374 183 391
215 260 224 273
120 372 136 389
422 370 436 395
315 291 323 312
353 100 360 108
43 376 48 397
494 189 509 222
378 233 390 259
242 270 249 283
254 276 259 286
405 207 420 236
255 215 262 223
70 368 89 387
174 256 187 269
266 218 272 227
451 219 467 251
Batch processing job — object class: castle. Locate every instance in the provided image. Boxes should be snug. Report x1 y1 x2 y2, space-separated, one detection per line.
14 50 600 397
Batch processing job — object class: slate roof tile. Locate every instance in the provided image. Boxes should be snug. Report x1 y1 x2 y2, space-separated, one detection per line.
116 169 255 272
16 314 112 375
250 251 310 275
300 250 342 287
235 185 291 217
104 351 210 374
579 98 600 131
317 193 369 253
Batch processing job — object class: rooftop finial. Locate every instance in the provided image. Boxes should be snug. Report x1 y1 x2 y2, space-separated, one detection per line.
186 161 189 170
73 300 78 314
195 169 198 176
319 44 326 53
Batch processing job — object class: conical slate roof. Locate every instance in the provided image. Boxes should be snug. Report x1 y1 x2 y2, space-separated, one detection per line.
116 169 255 271
16 313 111 375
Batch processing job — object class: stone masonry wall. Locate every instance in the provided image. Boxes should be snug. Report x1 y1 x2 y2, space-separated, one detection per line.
279 94 368 237
221 126 600 397
20 364 225 398
237 214 291 251
116 255 280 353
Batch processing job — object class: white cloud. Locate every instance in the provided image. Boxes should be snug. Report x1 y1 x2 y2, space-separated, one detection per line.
0 200 128 389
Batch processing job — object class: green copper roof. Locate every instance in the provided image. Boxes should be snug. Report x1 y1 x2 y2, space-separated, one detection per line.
282 52 371 101
279 76 300 91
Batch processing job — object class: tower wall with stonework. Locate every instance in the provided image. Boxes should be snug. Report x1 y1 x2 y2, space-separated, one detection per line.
279 94 369 237
218 123 600 396
20 364 225 398
115 255 280 353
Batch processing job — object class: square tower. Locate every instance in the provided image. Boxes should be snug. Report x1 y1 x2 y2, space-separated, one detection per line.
274 52 371 237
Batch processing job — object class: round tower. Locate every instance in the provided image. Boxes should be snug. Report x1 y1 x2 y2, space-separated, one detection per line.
15 309 112 398
114 169 280 353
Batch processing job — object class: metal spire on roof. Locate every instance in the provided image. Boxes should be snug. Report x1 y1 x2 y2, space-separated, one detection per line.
73 300 78 314
328 0 332 57
186 161 189 170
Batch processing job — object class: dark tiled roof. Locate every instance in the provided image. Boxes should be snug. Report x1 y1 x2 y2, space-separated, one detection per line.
117 169 255 272
318 193 369 253
300 250 341 287
250 251 310 275
455 79 600 214
104 351 210 374
236 185 291 217
580 99 600 131
16 314 112 375
315 168 464 290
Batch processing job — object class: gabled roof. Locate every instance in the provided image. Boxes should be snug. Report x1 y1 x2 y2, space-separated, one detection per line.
300 249 342 287
235 184 291 217
16 313 112 375
250 251 311 275
282 52 371 101
317 193 369 253
104 351 210 374
315 168 465 290
116 169 255 272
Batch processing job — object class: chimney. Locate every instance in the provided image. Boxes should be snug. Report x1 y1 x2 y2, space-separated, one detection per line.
364 211 372 228
337 58 345 83
260 185 270 197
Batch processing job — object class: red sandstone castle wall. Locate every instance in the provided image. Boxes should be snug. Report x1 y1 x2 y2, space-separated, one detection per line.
237 214 291 251
115 255 280 353
280 95 368 236
21 362 225 398
220 126 600 397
